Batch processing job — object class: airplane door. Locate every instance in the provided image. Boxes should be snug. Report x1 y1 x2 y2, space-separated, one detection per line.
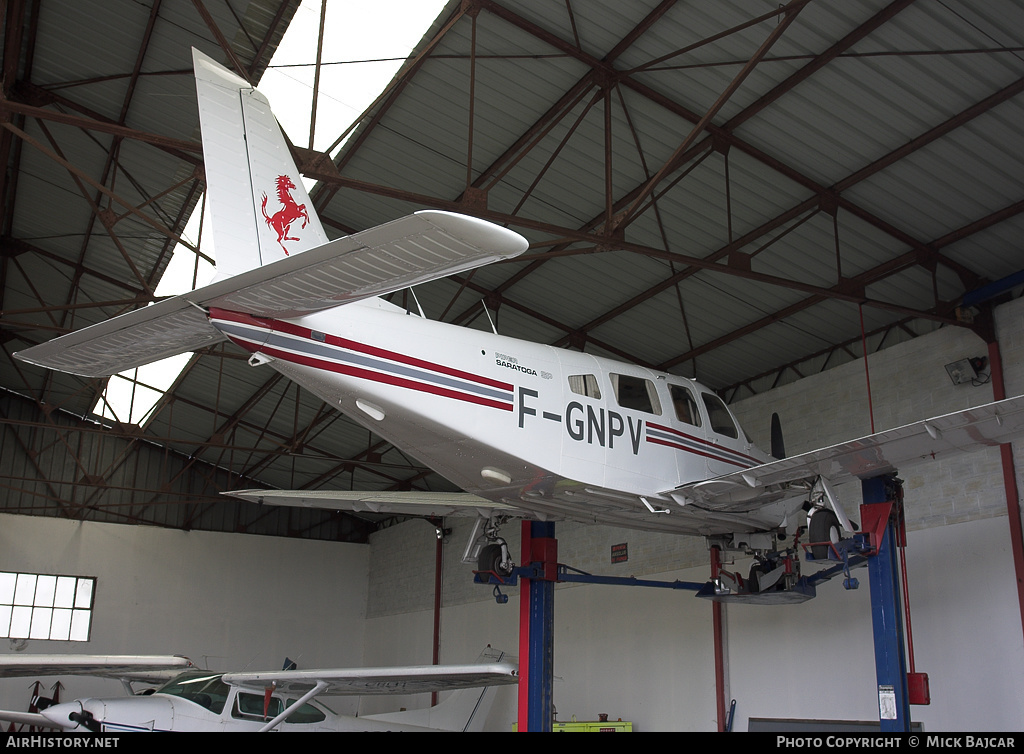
698 391 756 478
556 351 609 486
664 382 708 485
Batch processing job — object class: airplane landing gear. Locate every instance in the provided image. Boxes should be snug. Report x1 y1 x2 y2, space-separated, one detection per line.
746 547 800 595
808 508 842 560
464 514 515 580
701 532 815 603
478 543 514 577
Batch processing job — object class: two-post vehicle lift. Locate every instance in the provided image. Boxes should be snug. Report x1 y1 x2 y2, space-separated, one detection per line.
475 472 925 732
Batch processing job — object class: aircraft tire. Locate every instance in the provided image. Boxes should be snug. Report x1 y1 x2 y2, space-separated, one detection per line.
809 509 841 560
478 544 512 576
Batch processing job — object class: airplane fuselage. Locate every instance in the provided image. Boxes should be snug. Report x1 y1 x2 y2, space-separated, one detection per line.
210 299 787 537
37 682 435 732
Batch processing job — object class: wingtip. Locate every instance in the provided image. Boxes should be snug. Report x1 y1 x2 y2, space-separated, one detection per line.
414 210 528 258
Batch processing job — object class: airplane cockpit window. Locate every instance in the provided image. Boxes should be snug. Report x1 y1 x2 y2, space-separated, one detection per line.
610 373 662 415
230 693 327 724
156 671 231 713
670 384 700 426
701 393 738 439
568 374 601 399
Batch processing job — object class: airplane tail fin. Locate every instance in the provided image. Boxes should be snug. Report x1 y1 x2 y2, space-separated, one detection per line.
193 48 328 278
14 56 527 378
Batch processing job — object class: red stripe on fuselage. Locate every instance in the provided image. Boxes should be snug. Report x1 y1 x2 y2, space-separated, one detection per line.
274 316 513 393
265 343 514 411
646 421 763 466
646 436 752 469
209 308 513 412
209 308 513 393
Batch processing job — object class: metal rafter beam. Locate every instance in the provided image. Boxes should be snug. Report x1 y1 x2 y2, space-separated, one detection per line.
413 0 988 346
310 0 470 213
465 0 677 198
0 90 203 159
720 317 923 401
0 236 147 295
0 120 210 262
657 200 1024 373
190 0 252 84
616 0 812 224
306 165 962 330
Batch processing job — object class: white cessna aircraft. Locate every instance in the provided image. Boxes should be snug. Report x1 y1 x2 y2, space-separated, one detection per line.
0 650 517 732
15 51 1024 596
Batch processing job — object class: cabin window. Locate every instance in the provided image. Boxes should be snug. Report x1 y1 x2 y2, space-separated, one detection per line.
285 698 328 723
670 384 701 426
610 373 662 415
0 571 95 642
235 692 283 720
157 672 231 713
701 393 738 439
568 374 601 399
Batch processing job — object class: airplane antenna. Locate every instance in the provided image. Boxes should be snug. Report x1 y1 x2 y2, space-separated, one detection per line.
481 301 498 334
408 287 426 318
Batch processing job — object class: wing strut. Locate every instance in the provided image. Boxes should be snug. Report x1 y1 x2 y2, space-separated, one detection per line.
814 476 855 533
258 680 328 732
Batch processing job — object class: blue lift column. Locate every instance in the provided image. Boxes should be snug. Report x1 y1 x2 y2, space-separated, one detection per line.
861 474 911 732
518 521 556 732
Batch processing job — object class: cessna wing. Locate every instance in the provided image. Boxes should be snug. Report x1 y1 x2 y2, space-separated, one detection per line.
0 649 516 732
223 489 526 519
0 654 195 684
673 395 1024 510
222 647 517 732
14 211 528 377
223 659 519 697
0 654 197 731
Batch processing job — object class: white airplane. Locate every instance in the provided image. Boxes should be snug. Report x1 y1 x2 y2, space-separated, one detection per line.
0 649 517 732
15 50 1024 599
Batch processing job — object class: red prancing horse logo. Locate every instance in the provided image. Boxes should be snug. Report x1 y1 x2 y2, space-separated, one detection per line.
261 175 309 255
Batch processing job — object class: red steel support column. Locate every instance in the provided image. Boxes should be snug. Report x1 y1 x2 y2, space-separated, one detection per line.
710 547 726 731
987 340 1024 645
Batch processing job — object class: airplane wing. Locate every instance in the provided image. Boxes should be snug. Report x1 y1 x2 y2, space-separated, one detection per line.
0 654 196 684
14 211 528 377
223 660 518 697
672 395 1024 509
225 397 1024 537
0 655 194 732
222 489 526 519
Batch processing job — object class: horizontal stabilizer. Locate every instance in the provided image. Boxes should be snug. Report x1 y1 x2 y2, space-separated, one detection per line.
224 488 523 519
15 299 224 378
15 211 528 377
